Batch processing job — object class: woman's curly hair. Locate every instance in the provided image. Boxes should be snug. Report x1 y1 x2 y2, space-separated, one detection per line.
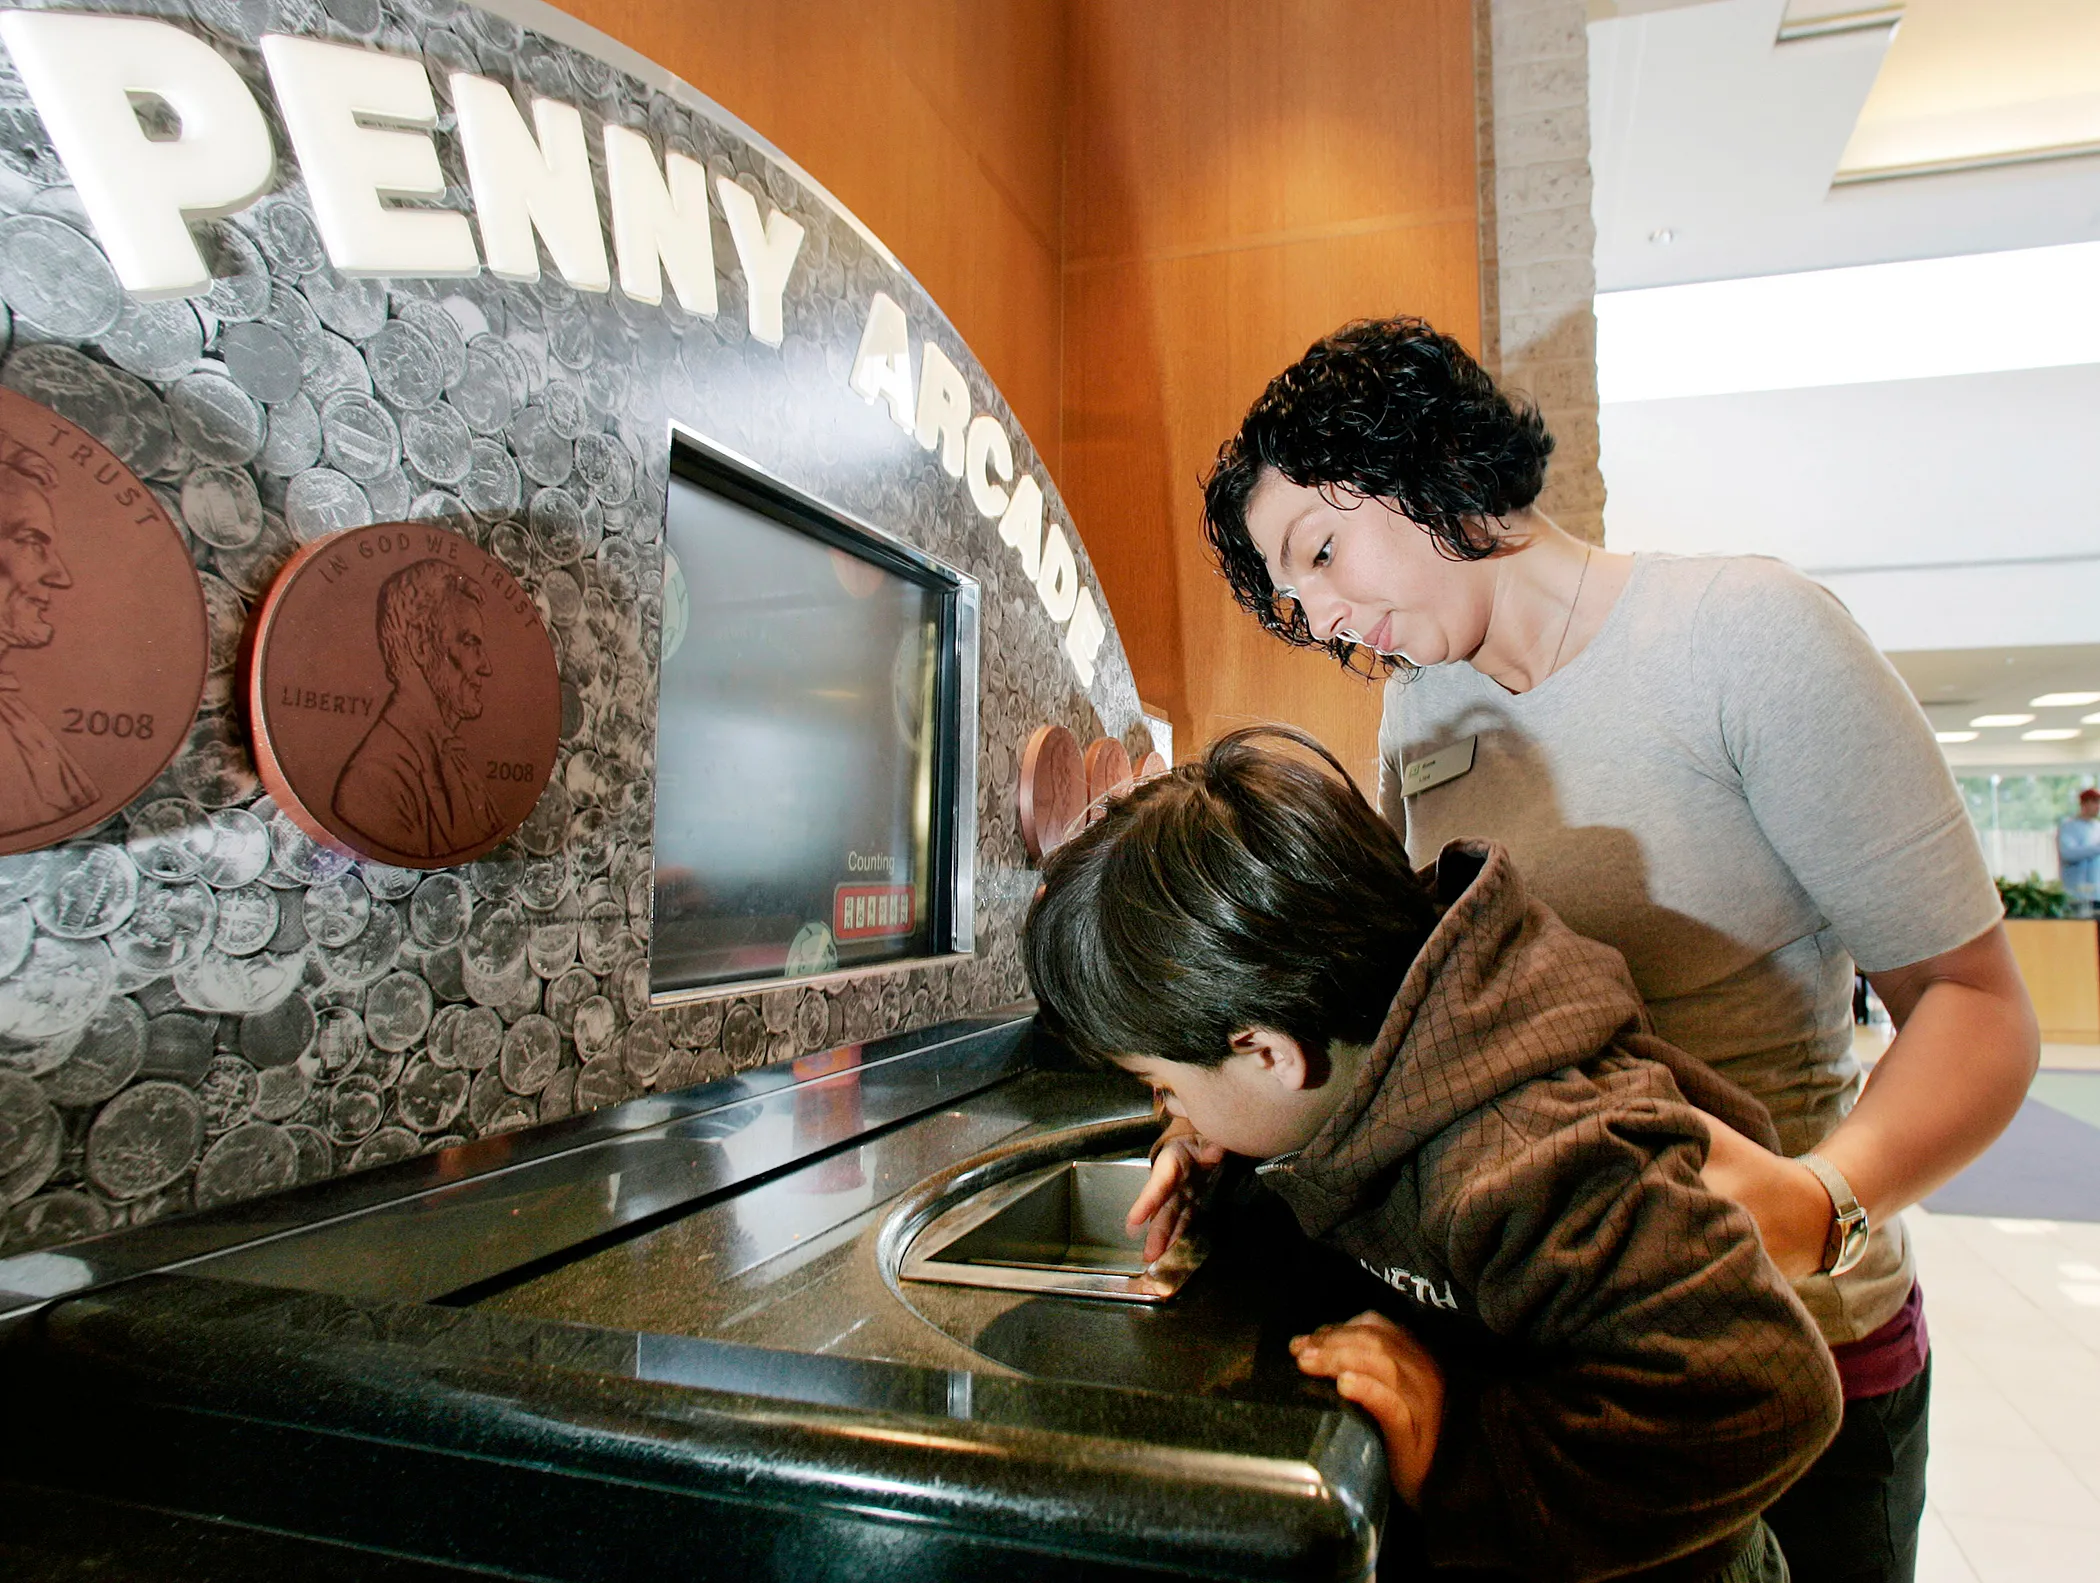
1201 318 1555 672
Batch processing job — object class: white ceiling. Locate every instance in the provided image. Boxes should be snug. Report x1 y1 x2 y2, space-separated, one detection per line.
1891 644 2100 770
1588 0 2100 290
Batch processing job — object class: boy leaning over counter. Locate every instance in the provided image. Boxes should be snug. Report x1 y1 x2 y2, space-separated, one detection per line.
1021 727 1840 1583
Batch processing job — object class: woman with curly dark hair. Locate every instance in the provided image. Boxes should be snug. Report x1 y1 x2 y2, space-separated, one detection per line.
1179 317 2039 1583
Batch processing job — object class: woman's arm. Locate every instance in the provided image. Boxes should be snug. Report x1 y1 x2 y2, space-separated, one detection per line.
1707 923 2037 1278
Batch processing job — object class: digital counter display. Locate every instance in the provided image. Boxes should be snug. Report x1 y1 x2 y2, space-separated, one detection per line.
648 450 955 995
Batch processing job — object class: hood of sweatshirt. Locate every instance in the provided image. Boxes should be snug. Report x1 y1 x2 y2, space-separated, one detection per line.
1262 839 1722 1239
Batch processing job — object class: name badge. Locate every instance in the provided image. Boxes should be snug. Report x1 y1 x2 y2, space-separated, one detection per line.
1401 736 1475 798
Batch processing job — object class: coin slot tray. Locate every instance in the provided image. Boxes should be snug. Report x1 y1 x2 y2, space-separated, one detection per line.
900 1157 1206 1304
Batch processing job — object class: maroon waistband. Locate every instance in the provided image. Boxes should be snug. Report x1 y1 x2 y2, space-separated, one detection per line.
1829 1279 1927 1401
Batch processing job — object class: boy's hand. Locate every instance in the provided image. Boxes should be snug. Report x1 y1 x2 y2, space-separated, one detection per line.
1291 1311 1444 1505
1126 1117 1227 1263
1698 1113 1833 1281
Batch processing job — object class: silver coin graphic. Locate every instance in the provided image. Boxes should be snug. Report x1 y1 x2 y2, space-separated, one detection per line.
308 331 373 399
252 1060 311 1122
499 1012 559 1094
303 873 371 949
168 371 264 465
40 995 144 1106
259 394 323 475
361 464 412 521
194 1120 297 1207
408 489 467 522
623 1011 668 1084
571 994 617 1061
0 215 121 339
239 992 315 1069
263 286 327 370
365 971 433 1052
32 846 139 940
125 798 214 882
0 1070 60 1206
109 880 216 975
397 298 468 388
4 344 179 479
86 1079 204 1198
217 321 304 404
305 268 388 340
182 465 266 550
284 466 373 540
252 198 327 277
199 221 272 322
172 944 302 1015
358 862 422 902
316 900 401 988
308 1005 366 1080
319 390 401 480
539 1065 575 1121
542 378 588 438
399 401 472 484
286 1123 333 1182
5 1189 108 1251
525 909 577 978
198 1053 259 1132
448 341 516 434
325 1073 385 1144
99 298 205 383
199 807 272 889
461 437 521 515
265 810 353 889
398 1057 467 1132
366 319 445 409
408 872 471 948
349 1125 418 1171
510 404 573 486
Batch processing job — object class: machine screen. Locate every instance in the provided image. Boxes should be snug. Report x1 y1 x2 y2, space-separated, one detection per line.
649 457 947 994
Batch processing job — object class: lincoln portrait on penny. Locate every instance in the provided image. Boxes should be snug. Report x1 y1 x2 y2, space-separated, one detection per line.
0 439 98 835
334 557 503 859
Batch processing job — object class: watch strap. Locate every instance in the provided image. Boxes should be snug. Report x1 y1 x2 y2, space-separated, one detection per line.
1797 1151 1871 1277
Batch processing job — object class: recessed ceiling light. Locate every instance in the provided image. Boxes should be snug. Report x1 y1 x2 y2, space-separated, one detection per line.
2031 693 2100 708
2083 711 2100 725
2023 729 2080 741
1935 731 1978 743
1648 227 1676 245
1971 714 2036 727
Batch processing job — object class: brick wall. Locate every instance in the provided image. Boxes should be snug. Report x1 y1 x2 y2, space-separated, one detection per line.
1476 0 1606 543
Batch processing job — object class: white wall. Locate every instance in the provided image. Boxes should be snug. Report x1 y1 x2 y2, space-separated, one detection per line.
1599 362 2100 652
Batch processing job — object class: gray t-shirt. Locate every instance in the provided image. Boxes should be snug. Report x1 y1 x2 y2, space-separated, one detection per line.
1380 552 2001 1342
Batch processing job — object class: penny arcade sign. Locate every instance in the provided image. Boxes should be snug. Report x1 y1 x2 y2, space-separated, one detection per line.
0 7 1108 694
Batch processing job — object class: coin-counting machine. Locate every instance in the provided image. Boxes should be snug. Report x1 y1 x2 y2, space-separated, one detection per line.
0 0 1387 1576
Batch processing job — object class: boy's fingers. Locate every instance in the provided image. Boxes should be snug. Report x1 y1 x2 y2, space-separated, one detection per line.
1125 1148 1187 1233
1294 1333 1405 1394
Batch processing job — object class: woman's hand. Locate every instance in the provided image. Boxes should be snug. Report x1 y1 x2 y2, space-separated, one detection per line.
1291 1311 1445 1504
1699 1113 1834 1280
1126 1116 1227 1263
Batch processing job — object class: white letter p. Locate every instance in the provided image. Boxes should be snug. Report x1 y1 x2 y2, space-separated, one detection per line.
0 12 275 297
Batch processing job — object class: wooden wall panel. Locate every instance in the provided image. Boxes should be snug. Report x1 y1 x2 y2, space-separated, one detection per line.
1061 0 1481 786
559 0 1068 471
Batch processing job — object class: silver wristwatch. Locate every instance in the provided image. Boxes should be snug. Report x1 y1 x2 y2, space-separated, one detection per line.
1797 1152 1871 1277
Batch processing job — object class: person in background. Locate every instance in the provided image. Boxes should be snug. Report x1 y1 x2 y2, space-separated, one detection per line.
2056 787 2100 915
1192 317 2040 1583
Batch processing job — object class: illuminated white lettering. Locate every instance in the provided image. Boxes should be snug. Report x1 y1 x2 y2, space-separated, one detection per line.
1036 521 1079 623
1063 587 1107 687
997 474 1045 581
262 35 476 278
849 292 914 432
714 175 804 347
604 125 717 314
913 341 969 478
0 12 275 296
451 73 609 290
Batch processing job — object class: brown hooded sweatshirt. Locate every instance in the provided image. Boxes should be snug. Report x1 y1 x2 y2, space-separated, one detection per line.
1258 840 1841 1583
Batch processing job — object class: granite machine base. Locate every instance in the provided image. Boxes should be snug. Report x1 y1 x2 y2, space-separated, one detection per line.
0 1015 1390 1581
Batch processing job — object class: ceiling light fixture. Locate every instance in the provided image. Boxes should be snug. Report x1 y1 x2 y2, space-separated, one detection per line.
1971 714 2036 727
1648 227 1676 245
1935 731 1978 744
2023 729 2081 741
2032 693 2100 708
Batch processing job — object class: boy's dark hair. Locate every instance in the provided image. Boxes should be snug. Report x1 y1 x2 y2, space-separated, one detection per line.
1022 725 1440 1069
1201 317 1555 674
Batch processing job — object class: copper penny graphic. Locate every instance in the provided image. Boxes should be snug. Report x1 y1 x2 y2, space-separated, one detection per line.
1017 723 1086 864
1083 737 1134 806
246 522 560 870
0 387 207 855
1135 750 1170 782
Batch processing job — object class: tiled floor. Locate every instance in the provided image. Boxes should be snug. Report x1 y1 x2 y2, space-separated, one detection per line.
1845 1030 2100 1578
1911 1209 2100 1582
